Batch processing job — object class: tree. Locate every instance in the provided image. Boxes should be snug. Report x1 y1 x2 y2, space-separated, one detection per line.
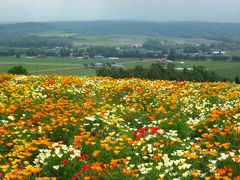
134 65 148 79
235 75 240 84
8 66 28 75
167 49 176 61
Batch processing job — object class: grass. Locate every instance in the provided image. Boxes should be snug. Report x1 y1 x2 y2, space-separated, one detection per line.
175 60 240 80
0 57 154 76
0 57 239 80
228 50 240 56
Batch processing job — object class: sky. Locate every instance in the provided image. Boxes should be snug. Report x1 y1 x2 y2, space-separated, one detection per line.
0 0 240 23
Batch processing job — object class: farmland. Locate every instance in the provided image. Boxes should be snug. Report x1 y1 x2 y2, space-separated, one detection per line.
0 75 239 179
0 57 240 80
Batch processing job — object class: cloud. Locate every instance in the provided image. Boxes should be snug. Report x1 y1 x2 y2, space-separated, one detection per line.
0 0 239 22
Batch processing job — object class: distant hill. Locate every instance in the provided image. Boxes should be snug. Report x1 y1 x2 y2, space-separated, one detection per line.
1 20 240 41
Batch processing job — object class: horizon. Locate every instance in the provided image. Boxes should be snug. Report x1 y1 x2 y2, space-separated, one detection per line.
1 19 240 25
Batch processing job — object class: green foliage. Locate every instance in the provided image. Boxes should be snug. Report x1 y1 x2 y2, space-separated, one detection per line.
167 49 176 61
0 34 73 48
235 75 240 84
8 65 28 75
96 64 221 82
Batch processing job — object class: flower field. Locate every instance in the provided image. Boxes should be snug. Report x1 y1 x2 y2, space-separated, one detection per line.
0 74 240 179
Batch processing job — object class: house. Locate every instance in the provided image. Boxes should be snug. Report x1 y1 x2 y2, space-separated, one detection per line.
95 63 104 68
111 64 124 69
131 43 143 48
212 50 226 55
38 54 46 58
20 54 27 58
82 53 90 59
94 55 105 59
156 58 174 65
108 57 119 60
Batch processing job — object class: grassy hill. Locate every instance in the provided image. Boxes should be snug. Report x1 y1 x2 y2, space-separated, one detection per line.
1 20 240 41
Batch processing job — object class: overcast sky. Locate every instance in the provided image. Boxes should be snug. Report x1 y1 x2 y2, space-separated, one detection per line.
1 0 240 23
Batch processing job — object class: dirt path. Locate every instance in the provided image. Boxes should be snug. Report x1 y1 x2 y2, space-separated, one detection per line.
121 59 155 64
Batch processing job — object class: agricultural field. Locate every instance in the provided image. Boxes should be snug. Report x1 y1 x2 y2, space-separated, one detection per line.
0 57 240 79
0 75 239 179
0 57 155 76
176 60 240 80
72 35 145 47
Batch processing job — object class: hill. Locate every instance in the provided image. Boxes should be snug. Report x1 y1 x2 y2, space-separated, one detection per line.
0 20 240 41
1 75 240 179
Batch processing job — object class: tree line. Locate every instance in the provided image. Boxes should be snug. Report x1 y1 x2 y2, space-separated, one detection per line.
96 63 228 82
0 35 73 48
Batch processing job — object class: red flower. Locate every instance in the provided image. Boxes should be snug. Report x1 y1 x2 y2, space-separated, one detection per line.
82 154 88 159
62 159 68 165
78 154 89 160
77 171 82 176
82 165 89 171
151 127 159 134
134 135 141 140
78 156 83 160
71 176 78 180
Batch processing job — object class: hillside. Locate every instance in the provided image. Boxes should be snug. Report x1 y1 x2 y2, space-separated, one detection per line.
1 20 240 41
0 74 240 179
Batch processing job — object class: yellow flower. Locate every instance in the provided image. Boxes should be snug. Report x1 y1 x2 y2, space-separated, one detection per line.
113 150 120 155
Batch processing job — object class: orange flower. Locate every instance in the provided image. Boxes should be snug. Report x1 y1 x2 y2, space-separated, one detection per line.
205 151 217 156
184 153 198 160
214 168 227 175
92 150 101 158
222 143 230 149
232 156 240 163
204 142 214 149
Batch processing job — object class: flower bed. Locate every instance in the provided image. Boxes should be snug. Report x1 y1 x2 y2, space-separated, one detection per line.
0 74 239 179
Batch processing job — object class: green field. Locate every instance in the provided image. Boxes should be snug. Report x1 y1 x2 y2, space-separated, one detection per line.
0 57 239 80
0 57 155 76
176 60 240 80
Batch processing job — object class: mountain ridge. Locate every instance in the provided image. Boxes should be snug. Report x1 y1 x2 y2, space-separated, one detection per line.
0 20 240 41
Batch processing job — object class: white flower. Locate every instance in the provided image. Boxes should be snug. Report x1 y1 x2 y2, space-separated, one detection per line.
57 153 63 158
165 161 173 167
218 153 229 161
8 116 15 121
2 120 8 126
85 116 96 121
159 174 165 178
70 154 76 159
182 171 190 177
53 165 60 170
38 126 42 134
143 156 148 160
126 157 131 160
